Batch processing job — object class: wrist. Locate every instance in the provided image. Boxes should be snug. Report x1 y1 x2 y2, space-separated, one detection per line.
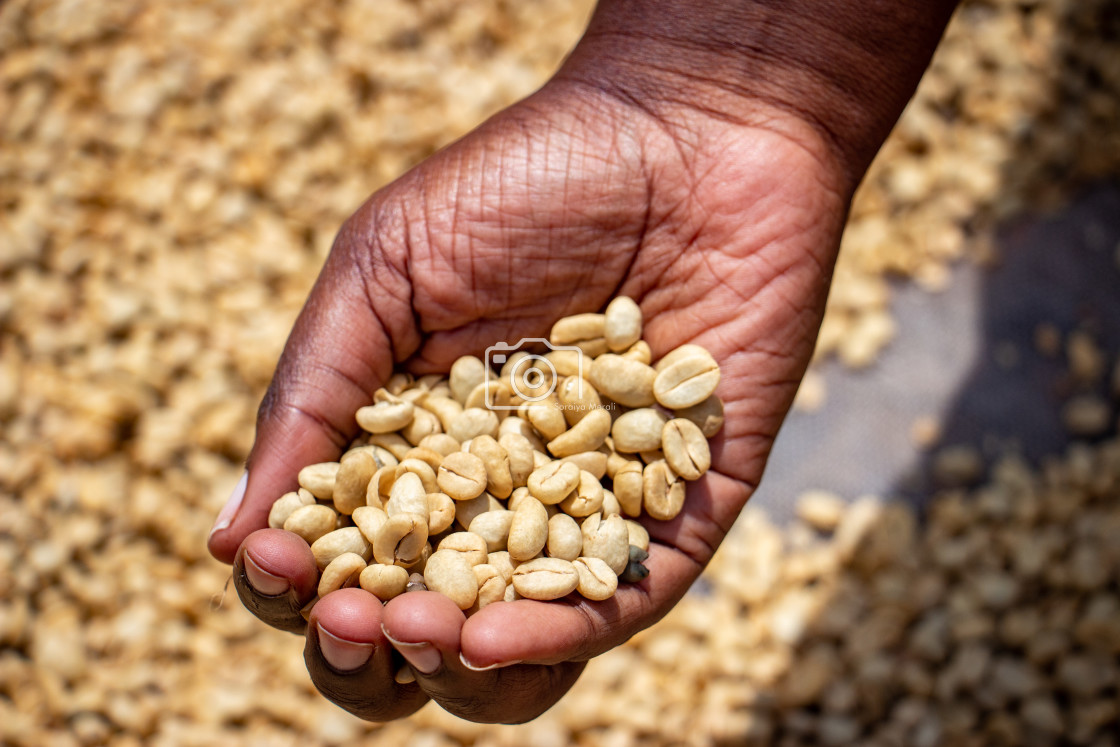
556 0 958 192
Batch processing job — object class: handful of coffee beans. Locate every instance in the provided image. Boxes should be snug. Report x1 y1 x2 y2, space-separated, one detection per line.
269 298 723 614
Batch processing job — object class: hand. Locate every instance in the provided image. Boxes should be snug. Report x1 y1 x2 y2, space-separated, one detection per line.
207 77 848 722
207 0 957 721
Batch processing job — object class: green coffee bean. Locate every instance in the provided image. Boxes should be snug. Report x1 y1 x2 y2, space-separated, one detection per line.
573 556 619 600
512 557 579 600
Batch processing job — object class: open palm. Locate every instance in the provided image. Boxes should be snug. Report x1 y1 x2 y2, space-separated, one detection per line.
208 78 850 723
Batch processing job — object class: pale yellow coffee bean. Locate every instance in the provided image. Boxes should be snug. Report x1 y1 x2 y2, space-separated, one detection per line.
423 549 477 610
643 459 686 521
661 418 711 481
372 513 429 567
524 398 567 441
473 564 506 610
366 465 396 509
550 313 609 358
625 520 650 552
499 356 543 399
374 386 404 403
653 354 721 409
498 416 547 453
402 446 444 472
359 563 409 601
532 450 552 469
621 340 652 365
398 388 428 406
284 504 338 544
437 451 488 501
416 394 459 433
589 354 656 408
602 489 622 517
269 490 315 529
498 351 531 384
545 349 584 377
508 496 549 561
561 450 607 480
504 584 521 602
447 407 499 442
412 542 433 575
426 381 453 400
605 450 631 479
654 344 715 373
673 394 724 438
505 486 531 512
412 372 441 393
527 460 581 505
557 375 602 426
469 435 513 499
386 372 414 396
469 509 514 553
400 407 442 446
426 492 456 535
355 399 415 434
333 449 379 515
513 359 557 401
546 513 583 561
351 506 389 544
434 386 457 402
298 462 339 500
499 433 536 488
367 444 400 469
394 458 439 494
512 557 579 600
573 556 619 601
449 355 487 405
311 527 372 570
604 296 642 352
581 513 630 574
560 469 605 517
418 433 461 457
387 471 429 517
486 551 515 584
318 552 366 597
368 433 411 461
465 379 511 412
611 408 669 453
436 532 489 567
547 408 611 457
639 448 665 464
340 443 389 468
454 492 502 530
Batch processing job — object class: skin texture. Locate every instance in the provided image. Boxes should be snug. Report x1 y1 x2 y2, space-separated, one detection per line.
209 0 959 725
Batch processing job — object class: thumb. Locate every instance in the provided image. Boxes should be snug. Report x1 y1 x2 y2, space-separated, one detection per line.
208 218 418 564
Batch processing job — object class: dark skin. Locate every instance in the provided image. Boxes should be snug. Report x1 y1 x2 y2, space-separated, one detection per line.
208 0 959 724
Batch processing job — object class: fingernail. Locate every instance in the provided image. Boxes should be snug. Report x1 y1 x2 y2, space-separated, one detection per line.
317 626 374 672
210 471 247 538
382 627 442 675
459 652 522 672
244 553 290 596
